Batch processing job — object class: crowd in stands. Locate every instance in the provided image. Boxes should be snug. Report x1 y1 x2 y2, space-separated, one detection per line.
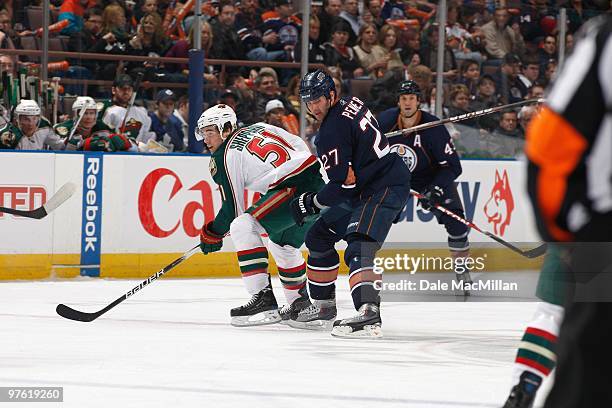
0 0 610 155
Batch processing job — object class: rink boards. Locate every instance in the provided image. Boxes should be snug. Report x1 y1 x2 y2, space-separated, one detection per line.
0 151 542 279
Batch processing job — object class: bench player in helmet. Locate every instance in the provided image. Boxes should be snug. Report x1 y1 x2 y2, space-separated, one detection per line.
0 100 65 150
54 96 123 150
195 104 325 326
377 80 473 292
289 69 411 338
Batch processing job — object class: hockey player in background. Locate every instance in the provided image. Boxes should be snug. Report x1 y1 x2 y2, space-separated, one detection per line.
101 74 152 143
289 69 411 338
377 80 473 292
0 99 65 150
195 104 325 326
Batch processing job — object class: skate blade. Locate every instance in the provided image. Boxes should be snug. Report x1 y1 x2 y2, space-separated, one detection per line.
287 319 334 331
231 310 281 327
331 324 383 338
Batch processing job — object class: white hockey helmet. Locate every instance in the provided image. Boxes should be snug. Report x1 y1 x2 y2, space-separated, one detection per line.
72 96 98 113
14 99 41 117
195 104 237 141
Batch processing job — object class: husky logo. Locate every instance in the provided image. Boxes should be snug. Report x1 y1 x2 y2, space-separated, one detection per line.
484 169 515 236
390 144 417 172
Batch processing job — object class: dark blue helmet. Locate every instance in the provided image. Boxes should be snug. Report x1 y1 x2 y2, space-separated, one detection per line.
299 69 336 103
397 80 421 99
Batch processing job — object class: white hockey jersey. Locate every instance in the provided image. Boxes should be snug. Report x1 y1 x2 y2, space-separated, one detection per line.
102 105 152 143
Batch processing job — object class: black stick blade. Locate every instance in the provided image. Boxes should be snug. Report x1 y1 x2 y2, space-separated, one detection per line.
56 304 101 322
523 243 548 258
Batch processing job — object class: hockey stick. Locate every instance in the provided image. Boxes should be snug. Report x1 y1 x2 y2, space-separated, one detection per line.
66 102 88 141
385 98 544 138
0 182 76 219
56 244 201 322
410 190 547 258
119 72 144 134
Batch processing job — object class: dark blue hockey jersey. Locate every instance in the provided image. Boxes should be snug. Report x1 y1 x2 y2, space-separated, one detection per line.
315 97 411 207
377 108 462 191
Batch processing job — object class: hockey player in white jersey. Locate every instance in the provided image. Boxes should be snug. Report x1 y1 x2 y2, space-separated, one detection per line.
0 100 65 150
101 74 152 143
196 104 324 326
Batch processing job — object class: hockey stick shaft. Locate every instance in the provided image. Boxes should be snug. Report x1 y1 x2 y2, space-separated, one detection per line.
0 182 76 219
385 98 544 138
66 103 88 141
56 244 201 322
410 190 547 258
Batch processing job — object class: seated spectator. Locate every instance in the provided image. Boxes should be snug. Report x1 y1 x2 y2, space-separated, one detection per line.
538 35 557 71
58 0 97 35
234 0 275 61
91 4 130 80
127 12 171 80
518 104 539 135
0 100 64 150
447 84 478 128
494 110 522 139
0 54 16 76
338 0 360 45
352 23 387 78
422 23 458 81
456 59 480 97
286 74 301 112
225 73 257 125
446 3 484 64
260 0 301 60
469 74 500 131
294 14 326 64
165 19 217 85
148 89 184 152
133 0 158 25
172 95 189 149
528 83 545 100
542 59 557 87
515 55 540 100
318 0 342 44
364 0 384 30
253 68 297 122
481 7 525 60
264 99 287 129
493 53 523 104
0 9 16 48
378 24 404 72
210 0 246 67
398 28 421 65
323 19 364 79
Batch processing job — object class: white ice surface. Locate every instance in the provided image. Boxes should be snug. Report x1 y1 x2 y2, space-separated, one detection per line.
0 276 552 408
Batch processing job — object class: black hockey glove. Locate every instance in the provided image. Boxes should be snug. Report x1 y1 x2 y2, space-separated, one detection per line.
418 185 445 211
290 192 320 226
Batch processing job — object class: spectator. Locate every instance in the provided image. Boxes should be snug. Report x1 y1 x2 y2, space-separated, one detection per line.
398 28 421 65
469 74 500 131
210 0 246 66
381 0 407 21
264 99 287 130
565 33 574 54
338 0 360 45
378 24 404 72
494 110 522 139
447 84 478 128
364 0 384 29
149 89 184 151
226 73 257 125
172 95 189 149
318 0 342 44
518 104 538 135
516 55 540 99
353 23 387 78
528 83 545 100
127 12 171 80
538 35 557 70
0 54 16 76
234 0 271 61
456 59 480 97
422 24 458 81
58 0 97 35
285 74 301 112
481 7 525 60
0 9 16 48
165 19 217 83
542 59 557 87
253 69 297 122
323 19 364 79
494 53 523 104
294 14 325 64
101 74 152 142
259 0 301 61
68 8 104 64
92 4 129 79
133 0 157 24
446 3 484 63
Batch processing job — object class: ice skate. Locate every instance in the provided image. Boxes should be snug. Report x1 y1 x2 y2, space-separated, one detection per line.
455 270 473 296
230 285 281 327
287 297 337 331
330 303 382 338
502 371 542 408
278 286 311 324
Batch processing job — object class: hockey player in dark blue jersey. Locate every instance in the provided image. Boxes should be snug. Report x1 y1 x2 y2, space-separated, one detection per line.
289 69 411 338
378 80 473 291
